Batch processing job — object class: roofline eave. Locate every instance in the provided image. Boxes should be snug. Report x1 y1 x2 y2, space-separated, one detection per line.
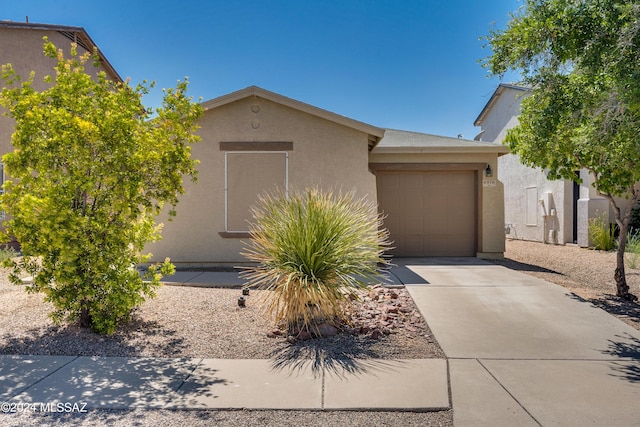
370 146 510 156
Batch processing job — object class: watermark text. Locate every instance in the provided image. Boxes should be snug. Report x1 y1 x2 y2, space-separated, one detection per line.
1 401 88 413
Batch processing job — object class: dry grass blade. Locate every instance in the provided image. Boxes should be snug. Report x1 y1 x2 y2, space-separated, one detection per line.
241 187 392 335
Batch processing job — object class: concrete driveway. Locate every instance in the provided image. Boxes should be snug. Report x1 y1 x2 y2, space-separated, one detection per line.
393 258 640 427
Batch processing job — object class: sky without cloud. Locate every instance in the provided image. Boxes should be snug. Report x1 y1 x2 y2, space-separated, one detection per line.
2 0 522 140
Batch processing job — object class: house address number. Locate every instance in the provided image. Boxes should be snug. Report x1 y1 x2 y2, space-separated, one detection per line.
483 179 496 187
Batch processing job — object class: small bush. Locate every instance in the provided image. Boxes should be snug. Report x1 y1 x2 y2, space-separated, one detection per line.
241 187 392 335
588 213 616 251
625 229 640 269
0 247 18 263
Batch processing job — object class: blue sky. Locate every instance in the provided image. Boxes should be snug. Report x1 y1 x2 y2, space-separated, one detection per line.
2 0 522 140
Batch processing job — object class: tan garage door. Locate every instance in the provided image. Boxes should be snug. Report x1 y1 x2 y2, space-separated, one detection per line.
377 170 477 257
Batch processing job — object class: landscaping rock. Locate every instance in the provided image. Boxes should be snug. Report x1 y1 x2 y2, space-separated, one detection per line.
263 285 432 345
297 330 313 341
316 322 338 337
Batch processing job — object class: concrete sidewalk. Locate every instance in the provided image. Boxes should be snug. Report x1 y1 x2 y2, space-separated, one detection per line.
0 355 448 411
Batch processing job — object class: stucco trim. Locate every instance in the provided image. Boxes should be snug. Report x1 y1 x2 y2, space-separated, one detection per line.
220 141 293 151
369 162 487 172
371 146 509 155
218 232 251 239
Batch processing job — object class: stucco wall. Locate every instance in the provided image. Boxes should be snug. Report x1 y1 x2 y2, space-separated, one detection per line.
499 153 573 243
0 28 101 158
148 96 377 265
478 88 527 144
480 86 577 244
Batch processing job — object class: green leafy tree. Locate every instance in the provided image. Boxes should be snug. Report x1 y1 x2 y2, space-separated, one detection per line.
0 39 202 333
483 0 640 301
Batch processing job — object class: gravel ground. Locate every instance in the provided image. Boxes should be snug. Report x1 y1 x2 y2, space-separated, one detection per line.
495 239 640 331
0 278 443 360
3 239 640 426
2 409 454 427
0 268 449 427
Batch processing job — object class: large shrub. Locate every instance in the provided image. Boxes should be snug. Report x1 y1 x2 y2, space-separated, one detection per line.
0 39 202 334
241 187 391 335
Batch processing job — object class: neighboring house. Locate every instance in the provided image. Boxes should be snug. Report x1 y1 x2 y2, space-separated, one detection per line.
0 22 121 154
0 21 121 247
474 83 635 247
148 86 509 265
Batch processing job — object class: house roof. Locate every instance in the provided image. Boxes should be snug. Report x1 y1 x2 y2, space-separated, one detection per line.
372 129 509 155
200 86 386 149
0 21 122 82
473 83 530 127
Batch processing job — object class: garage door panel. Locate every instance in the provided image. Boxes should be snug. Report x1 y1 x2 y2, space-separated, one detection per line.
402 213 424 232
404 196 425 212
377 170 477 257
400 237 424 254
424 236 449 256
458 221 476 234
403 172 424 188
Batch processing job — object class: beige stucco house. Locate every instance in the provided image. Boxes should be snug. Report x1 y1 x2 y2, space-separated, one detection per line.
1 21 509 263
0 22 121 157
474 83 637 247
148 86 509 265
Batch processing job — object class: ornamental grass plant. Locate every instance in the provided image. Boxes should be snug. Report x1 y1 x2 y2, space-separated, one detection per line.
588 212 616 251
241 187 392 336
625 229 640 269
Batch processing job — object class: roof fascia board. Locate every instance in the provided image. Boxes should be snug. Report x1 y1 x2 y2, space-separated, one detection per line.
371 145 510 156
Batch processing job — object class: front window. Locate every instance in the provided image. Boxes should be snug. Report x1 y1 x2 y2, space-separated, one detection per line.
224 152 288 233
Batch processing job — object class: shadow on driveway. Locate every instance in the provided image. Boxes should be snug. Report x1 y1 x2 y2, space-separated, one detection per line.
492 257 564 275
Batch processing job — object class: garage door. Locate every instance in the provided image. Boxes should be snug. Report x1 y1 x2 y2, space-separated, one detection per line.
377 170 477 257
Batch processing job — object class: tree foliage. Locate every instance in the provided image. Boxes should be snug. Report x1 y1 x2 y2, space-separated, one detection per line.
0 39 203 333
483 0 640 300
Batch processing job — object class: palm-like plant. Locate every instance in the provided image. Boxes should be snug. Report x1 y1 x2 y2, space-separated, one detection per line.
241 187 391 336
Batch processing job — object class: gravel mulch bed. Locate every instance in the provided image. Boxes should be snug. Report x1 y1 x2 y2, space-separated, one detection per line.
495 239 640 331
0 273 443 360
0 269 451 427
2 408 454 427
